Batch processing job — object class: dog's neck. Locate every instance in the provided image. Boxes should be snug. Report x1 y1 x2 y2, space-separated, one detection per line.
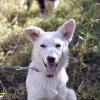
31 67 54 78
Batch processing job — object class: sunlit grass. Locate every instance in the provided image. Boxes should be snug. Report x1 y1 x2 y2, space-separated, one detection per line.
0 0 100 99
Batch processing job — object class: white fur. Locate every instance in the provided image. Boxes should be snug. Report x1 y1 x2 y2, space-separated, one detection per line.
24 19 77 100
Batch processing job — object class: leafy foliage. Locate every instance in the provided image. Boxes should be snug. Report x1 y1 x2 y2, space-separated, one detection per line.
0 0 100 99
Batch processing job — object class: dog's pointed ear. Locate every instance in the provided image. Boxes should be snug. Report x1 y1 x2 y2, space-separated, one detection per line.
58 19 75 42
24 26 45 42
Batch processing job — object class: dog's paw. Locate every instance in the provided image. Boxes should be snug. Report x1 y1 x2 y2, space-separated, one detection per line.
48 90 58 98
66 89 76 100
52 90 58 97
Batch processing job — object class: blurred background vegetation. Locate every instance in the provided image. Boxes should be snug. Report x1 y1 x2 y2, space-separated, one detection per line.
0 0 100 99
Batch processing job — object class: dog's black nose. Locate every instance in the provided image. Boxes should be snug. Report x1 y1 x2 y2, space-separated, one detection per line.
47 56 55 63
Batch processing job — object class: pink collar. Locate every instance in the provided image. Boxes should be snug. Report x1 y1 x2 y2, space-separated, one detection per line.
31 67 54 78
32 67 40 72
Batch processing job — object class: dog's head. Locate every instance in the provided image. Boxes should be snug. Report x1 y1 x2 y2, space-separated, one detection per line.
24 19 75 75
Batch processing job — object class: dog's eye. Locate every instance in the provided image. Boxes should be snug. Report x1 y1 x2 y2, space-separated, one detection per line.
55 44 61 48
40 44 46 48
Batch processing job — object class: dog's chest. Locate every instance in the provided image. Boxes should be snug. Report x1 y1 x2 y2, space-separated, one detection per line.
40 75 58 89
40 77 59 98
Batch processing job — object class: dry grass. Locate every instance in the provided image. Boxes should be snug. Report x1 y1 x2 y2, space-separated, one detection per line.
0 0 100 99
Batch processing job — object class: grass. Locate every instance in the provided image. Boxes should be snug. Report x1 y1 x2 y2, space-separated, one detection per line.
0 0 100 99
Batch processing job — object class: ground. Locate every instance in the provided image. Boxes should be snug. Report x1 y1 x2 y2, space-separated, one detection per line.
0 0 100 100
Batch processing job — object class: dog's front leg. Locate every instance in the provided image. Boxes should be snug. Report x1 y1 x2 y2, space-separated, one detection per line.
53 84 67 100
53 94 66 100
38 98 52 100
38 89 58 100
47 89 58 99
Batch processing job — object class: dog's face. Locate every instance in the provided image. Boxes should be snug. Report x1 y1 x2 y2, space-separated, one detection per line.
24 19 75 75
35 32 65 75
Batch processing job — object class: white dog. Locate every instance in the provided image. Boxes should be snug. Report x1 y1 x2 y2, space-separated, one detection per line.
24 19 76 100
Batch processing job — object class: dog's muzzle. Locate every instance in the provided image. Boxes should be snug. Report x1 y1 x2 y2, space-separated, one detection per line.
42 57 59 75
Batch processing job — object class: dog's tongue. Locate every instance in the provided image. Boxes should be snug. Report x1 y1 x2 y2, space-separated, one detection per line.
47 64 56 75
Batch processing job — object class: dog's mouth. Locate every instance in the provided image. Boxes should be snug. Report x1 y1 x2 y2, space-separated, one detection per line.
42 59 58 75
